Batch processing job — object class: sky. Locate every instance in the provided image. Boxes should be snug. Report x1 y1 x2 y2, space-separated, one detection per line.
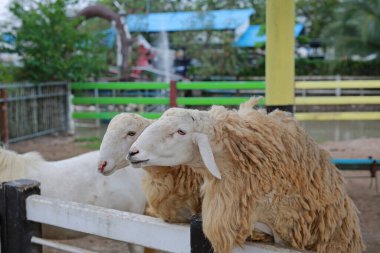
0 0 12 22
0 0 97 23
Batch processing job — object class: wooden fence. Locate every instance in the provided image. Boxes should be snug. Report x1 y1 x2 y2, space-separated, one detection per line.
0 179 306 253
71 80 380 121
0 82 70 143
295 80 380 120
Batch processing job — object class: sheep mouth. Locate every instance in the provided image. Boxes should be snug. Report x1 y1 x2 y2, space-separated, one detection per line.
101 169 116 176
130 159 149 167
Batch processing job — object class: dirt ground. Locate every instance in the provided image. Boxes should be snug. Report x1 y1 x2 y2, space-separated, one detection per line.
9 135 380 253
9 133 94 161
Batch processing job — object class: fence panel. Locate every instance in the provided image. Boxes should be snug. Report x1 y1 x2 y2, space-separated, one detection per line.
27 195 191 252
71 81 265 121
0 82 70 143
25 194 305 253
71 80 380 121
294 80 380 120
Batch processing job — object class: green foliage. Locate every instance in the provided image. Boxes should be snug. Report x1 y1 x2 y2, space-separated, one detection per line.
322 0 380 58
75 136 102 150
99 0 265 19
9 0 108 82
297 35 311 45
95 0 378 79
296 0 340 39
97 0 266 79
0 64 19 83
190 58 380 78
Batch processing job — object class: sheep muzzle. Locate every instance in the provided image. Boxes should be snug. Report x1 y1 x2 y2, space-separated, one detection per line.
98 161 107 173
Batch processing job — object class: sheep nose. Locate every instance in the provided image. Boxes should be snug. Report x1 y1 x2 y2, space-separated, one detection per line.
98 161 107 173
128 149 139 158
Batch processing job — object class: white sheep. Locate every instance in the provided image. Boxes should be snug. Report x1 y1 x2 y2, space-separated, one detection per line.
97 113 203 223
0 148 146 249
128 106 364 253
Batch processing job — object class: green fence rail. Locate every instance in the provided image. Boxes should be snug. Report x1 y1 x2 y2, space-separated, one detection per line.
73 97 169 105
72 112 162 119
71 81 266 91
71 81 266 120
71 82 169 90
177 97 266 106
177 81 266 90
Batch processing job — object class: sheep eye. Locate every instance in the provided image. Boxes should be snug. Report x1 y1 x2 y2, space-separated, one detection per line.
127 131 136 136
177 129 186 135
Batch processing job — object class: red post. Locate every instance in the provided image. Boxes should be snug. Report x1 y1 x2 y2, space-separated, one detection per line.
1 89 8 144
169 80 177 108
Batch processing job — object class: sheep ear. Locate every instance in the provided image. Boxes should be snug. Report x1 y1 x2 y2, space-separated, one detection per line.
192 133 221 179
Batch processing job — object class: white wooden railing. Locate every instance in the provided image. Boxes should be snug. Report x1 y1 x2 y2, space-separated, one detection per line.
1 179 307 253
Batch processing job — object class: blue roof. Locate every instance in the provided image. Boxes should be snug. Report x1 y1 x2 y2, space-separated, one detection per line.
1 33 15 45
125 9 254 32
234 23 304 47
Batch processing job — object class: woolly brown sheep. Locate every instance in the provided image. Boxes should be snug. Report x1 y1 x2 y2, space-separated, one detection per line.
128 105 364 253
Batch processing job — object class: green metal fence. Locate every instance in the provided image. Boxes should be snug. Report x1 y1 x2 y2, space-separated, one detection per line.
71 80 380 121
71 81 266 120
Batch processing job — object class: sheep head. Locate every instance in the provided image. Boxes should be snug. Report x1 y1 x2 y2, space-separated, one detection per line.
128 108 222 179
98 113 151 176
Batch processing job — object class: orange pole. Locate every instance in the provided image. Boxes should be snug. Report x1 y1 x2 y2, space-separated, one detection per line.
169 80 177 107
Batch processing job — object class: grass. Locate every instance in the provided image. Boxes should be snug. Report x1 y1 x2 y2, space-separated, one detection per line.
74 136 102 150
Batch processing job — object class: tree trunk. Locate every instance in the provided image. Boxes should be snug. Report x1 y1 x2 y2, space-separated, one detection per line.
77 5 134 81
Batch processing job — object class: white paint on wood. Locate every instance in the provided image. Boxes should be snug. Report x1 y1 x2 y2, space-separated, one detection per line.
31 237 97 253
26 195 307 253
26 195 190 253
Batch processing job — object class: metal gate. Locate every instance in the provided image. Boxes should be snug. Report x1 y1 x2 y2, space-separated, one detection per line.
0 82 70 144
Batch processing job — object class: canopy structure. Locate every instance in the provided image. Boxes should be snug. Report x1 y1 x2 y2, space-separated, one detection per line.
125 9 254 33
101 8 255 48
234 23 303 47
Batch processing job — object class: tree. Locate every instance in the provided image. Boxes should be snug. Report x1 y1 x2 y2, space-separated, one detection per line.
96 0 265 79
296 0 340 40
10 0 108 82
80 0 268 79
323 0 380 58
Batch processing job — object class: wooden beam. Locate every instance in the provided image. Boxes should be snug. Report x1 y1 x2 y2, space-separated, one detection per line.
296 80 380 89
295 112 380 121
265 0 295 112
26 195 190 253
295 96 380 105
26 195 304 253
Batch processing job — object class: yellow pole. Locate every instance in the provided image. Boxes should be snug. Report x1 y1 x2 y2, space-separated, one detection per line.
265 0 295 113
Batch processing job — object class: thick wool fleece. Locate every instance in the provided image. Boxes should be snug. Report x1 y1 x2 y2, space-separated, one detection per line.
143 164 274 242
179 107 364 253
142 165 203 222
